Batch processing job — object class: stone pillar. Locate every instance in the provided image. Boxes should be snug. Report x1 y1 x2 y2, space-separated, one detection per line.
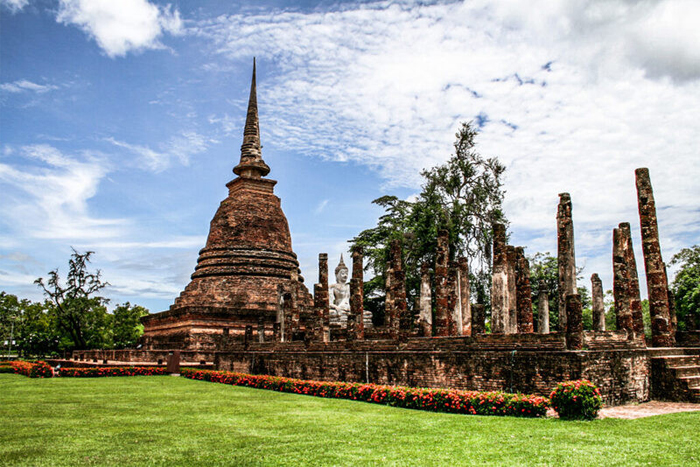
472 304 486 335
537 280 550 334
591 273 605 331
244 325 253 349
257 316 265 343
384 265 394 327
636 168 674 347
565 294 583 350
434 229 450 336
315 253 330 342
557 193 577 333
458 257 471 336
273 322 281 342
447 262 459 336
515 247 534 333
613 227 634 337
419 262 432 337
349 247 365 340
490 223 508 334
506 245 518 334
388 240 409 340
620 223 644 339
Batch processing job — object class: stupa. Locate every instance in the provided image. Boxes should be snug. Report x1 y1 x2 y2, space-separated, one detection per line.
142 61 312 349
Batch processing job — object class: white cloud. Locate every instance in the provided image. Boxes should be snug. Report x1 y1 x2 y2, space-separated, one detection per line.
0 79 58 93
0 144 126 240
190 0 700 295
106 131 212 172
0 0 28 13
56 0 183 58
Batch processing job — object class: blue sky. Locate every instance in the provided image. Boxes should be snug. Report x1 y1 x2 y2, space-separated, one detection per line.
1 0 699 313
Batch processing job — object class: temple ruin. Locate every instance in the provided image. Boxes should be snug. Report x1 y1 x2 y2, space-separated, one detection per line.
74 65 700 406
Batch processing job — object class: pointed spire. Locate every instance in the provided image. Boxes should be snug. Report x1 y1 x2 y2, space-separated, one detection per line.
335 254 348 275
233 58 270 178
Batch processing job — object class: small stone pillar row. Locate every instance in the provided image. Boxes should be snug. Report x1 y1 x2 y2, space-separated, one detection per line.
620 223 644 339
635 168 675 347
557 193 577 333
434 229 450 336
537 280 550 334
314 253 330 342
490 223 508 334
613 227 634 338
565 294 584 350
349 246 365 340
458 257 471 336
515 247 534 333
418 262 432 337
591 273 605 331
472 304 486 335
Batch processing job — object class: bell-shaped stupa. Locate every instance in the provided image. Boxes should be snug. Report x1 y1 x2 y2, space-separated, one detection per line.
142 61 311 349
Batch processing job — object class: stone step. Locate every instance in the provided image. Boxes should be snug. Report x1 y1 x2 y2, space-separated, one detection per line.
672 366 700 378
654 355 700 367
692 389 700 403
647 348 700 357
680 375 700 389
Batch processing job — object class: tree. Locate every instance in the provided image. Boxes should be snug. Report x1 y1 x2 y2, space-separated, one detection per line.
35 249 111 350
112 302 149 349
670 245 700 331
351 122 507 323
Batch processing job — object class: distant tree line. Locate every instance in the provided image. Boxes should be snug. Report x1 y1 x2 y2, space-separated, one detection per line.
0 250 148 357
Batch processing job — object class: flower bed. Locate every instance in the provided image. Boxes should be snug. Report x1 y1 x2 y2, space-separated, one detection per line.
58 367 169 377
181 369 550 418
10 360 53 378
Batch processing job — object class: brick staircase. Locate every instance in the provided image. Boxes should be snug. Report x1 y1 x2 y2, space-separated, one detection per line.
650 348 700 403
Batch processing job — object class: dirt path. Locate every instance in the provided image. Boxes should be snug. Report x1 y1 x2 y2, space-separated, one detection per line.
548 401 700 419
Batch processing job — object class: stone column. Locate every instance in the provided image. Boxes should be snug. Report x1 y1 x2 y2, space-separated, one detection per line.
434 229 450 336
388 240 409 339
506 245 518 334
537 280 550 334
636 168 674 347
472 304 486 335
349 247 365 340
419 262 432 337
515 247 534 333
591 273 605 331
458 257 471 336
565 294 583 350
620 223 644 339
490 223 508 334
613 228 634 337
447 262 459 336
315 253 330 342
384 266 394 327
557 193 577 333
257 316 265 343
273 322 281 342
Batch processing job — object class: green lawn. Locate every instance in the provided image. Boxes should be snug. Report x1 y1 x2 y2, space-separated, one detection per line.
1 374 698 466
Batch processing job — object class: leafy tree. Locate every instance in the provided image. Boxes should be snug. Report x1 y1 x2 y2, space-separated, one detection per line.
35 249 111 350
112 302 149 349
351 122 506 324
0 292 22 356
670 245 700 331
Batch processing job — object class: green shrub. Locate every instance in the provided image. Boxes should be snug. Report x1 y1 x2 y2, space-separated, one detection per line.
550 380 602 420
28 361 54 378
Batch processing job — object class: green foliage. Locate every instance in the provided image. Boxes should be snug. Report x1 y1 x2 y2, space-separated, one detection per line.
529 253 559 331
112 302 148 349
550 380 603 420
35 249 111 350
351 122 507 324
670 245 700 331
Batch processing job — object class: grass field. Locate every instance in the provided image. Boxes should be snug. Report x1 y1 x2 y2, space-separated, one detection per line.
1 374 699 466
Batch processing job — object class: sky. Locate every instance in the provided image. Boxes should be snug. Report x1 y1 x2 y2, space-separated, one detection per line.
1 0 699 313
